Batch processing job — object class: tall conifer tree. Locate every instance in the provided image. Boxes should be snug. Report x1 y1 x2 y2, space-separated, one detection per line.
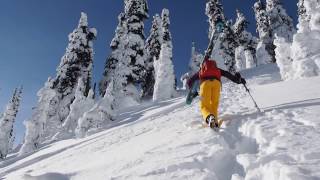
153 9 176 101
234 9 258 68
100 0 149 104
99 13 127 96
0 87 22 159
254 0 275 63
20 13 96 154
142 14 162 99
266 0 296 42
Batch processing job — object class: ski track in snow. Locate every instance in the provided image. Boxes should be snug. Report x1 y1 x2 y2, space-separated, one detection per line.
1 64 320 180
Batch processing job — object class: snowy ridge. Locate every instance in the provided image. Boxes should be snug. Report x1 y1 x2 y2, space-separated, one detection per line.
1 64 320 179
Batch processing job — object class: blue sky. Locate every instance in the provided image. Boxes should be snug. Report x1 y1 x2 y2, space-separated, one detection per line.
0 0 298 144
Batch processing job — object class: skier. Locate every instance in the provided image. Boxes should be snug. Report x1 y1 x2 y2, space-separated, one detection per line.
187 57 246 128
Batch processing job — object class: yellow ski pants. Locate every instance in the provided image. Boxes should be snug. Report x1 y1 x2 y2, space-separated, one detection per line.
199 80 221 121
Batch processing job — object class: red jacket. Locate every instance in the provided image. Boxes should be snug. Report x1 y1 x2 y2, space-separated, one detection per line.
187 61 242 89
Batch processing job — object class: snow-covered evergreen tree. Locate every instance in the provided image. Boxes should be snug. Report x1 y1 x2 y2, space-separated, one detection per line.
297 0 310 33
290 0 320 78
153 45 176 101
180 42 204 89
120 0 149 88
244 49 256 68
145 14 162 61
0 87 22 159
54 78 95 140
242 31 259 68
153 9 176 101
205 0 239 72
219 21 238 73
99 13 127 96
77 44 141 138
305 0 320 31
235 46 246 71
76 79 116 138
254 0 271 41
206 0 226 39
233 9 249 39
20 12 96 155
100 0 148 105
274 36 294 80
54 13 96 97
19 80 56 155
205 0 226 69
266 0 296 42
233 9 258 68
253 0 275 63
160 9 172 50
274 0 320 80
142 14 162 99
189 42 203 74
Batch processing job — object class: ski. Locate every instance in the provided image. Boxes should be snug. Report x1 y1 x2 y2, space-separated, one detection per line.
186 19 224 105
201 118 224 129
186 80 199 105
203 20 224 61
212 119 224 131
186 118 224 130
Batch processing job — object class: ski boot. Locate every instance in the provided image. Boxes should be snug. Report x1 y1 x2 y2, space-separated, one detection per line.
206 115 219 129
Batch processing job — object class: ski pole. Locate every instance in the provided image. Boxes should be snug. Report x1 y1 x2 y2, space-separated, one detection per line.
242 83 263 113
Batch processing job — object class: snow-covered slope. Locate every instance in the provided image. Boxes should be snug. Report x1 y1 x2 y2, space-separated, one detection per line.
1 64 320 180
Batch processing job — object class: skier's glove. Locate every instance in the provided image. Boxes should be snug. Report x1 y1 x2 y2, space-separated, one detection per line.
240 78 246 85
235 72 242 79
187 79 193 89
235 72 246 85
193 91 199 98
